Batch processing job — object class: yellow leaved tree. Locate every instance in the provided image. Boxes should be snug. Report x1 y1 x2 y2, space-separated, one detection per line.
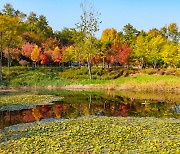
31 45 40 69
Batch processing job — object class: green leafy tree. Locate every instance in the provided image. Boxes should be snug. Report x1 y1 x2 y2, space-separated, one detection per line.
24 12 53 45
0 14 24 78
1 3 26 20
123 23 139 46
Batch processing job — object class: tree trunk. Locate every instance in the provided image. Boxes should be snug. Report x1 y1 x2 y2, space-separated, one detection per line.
89 95 92 111
0 33 3 81
78 55 81 68
0 47 2 81
88 59 92 79
7 51 10 78
102 57 105 69
32 62 36 70
153 62 157 69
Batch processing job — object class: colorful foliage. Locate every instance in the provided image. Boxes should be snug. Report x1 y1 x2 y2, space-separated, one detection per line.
31 45 41 62
52 46 62 63
22 43 34 58
40 53 50 64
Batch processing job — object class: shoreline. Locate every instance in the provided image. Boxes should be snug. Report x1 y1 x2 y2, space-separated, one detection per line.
0 82 180 93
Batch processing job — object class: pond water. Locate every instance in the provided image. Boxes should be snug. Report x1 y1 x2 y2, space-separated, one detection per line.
0 89 179 129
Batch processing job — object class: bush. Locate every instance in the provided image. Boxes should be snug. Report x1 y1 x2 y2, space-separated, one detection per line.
122 70 129 77
174 70 180 77
165 69 176 75
157 69 165 75
142 68 157 75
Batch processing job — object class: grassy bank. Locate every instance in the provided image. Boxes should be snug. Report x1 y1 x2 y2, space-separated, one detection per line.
0 66 180 92
0 117 179 153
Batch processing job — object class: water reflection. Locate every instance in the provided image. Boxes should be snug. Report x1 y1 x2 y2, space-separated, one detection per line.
0 93 179 129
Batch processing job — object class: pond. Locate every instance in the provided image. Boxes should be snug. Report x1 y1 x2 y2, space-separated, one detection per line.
0 89 179 129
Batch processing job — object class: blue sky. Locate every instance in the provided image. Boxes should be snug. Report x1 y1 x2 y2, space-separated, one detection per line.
0 0 180 38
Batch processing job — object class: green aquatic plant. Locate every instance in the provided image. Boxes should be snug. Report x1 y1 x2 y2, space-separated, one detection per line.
0 95 62 111
0 117 179 153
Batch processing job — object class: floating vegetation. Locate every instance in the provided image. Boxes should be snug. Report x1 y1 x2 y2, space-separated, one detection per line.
0 117 179 153
0 95 62 111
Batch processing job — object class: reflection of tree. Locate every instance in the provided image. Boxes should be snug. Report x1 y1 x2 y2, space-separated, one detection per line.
53 104 66 118
65 104 79 119
119 104 129 117
41 105 50 113
22 110 35 122
32 107 42 121
82 104 89 116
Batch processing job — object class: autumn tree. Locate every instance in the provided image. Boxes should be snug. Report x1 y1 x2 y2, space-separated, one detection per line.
52 46 62 64
112 44 131 65
62 46 75 64
39 53 50 64
0 14 24 78
161 23 180 43
22 42 34 58
146 34 166 68
31 45 41 69
161 42 179 67
133 33 149 68
76 1 101 79
100 28 120 68
41 37 60 58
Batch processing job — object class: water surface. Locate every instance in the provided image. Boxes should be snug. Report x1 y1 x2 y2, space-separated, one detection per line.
0 89 179 129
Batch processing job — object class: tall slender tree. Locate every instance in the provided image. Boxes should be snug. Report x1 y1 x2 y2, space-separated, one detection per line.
76 0 101 79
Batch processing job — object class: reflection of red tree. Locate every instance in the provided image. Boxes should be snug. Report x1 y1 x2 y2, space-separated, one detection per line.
4 112 11 122
119 111 128 117
32 107 42 121
4 111 23 123
107 104 130 117
120 104 129 117
53 104 66 118
41 105 50 113
23 110 35 122
121 105 127 111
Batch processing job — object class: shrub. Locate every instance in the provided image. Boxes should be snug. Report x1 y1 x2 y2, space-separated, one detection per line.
122 70 129 77
157 69 165 75
142 68 157 75
165 69 176 75
174 70 180 77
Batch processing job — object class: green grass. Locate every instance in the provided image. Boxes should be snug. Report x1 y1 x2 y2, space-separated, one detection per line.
0 117 179 153
115 74 180 84
1 66 72 87
0 66 180 92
